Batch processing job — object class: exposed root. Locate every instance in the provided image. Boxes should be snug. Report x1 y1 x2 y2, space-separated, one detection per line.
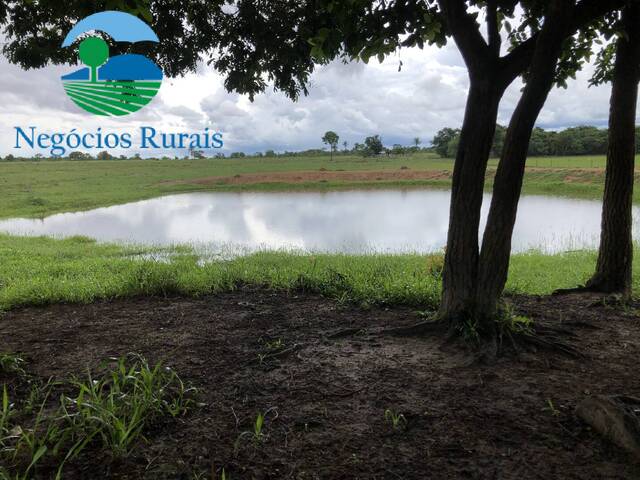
381 320 446 337
553 286 629 306
511 330 583 359
552 285 593 296
379 309 584 363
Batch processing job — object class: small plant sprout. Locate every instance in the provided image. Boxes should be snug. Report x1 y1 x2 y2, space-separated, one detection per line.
253 412 265 441
544 399 561 417
235 408 277 453
384 409 407 430
1 385 15 446
0 353 26 377
265 338 284 351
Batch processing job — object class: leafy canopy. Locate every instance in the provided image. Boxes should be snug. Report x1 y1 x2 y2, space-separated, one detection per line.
0 0 626 99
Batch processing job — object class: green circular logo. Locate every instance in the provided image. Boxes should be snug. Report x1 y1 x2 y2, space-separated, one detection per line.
60 11 163 117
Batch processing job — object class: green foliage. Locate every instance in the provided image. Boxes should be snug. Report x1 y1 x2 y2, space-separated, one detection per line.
435 125 615 158
0 0 626 103
322 131 340 152
431 128 460 158
363 135 384 156
0 353 26 377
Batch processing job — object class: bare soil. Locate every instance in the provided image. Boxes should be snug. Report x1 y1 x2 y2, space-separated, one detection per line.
1 290 639 479
159 169 452 187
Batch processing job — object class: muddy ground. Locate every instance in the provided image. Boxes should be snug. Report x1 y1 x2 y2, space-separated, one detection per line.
1 290 639 479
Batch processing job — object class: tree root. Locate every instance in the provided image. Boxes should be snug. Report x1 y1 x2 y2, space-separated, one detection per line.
511 329 583 359
552 285 593 296
380 319 446 337
552 285 629 306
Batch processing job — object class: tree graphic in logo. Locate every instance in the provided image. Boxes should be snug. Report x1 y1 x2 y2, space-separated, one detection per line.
61 11 163 116
79 37 110 83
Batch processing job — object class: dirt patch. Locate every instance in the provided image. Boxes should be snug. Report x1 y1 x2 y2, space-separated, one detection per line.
1 291 639 479
159 169 452 187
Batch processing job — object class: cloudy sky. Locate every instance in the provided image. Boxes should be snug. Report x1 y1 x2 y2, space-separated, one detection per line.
0 39 622 158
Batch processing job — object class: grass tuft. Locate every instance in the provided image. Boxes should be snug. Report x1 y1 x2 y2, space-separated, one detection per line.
0 354 197 479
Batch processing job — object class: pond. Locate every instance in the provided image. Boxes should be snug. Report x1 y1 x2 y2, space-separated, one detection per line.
0 190 637 254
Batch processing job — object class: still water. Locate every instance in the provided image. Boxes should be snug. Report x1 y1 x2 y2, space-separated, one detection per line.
0 190 637 254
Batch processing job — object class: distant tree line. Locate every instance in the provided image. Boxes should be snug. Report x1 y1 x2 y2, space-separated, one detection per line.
432 125 640 158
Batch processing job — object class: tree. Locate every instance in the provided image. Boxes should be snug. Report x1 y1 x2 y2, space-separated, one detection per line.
363 135 384 156
343 141 348 152
476 0 577 331
96 151 114 160
78 37 109 83
391 144 406 156
584 2 640 298
322 131 340 160
68 151 91 160
490 125 506 158
528 128 551 156
413 137 421 152
437 125 610 157
432 128 460 158
446 135 460 158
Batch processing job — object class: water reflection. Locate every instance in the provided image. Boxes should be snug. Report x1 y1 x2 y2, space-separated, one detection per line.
0 190 636 254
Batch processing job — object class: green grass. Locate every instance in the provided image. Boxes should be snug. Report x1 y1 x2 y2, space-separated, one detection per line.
0 353 195 479
0 153 637 220
1 234 638 313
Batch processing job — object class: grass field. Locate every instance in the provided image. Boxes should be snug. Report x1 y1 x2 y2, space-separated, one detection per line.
1 234 638 311
0 152 636 219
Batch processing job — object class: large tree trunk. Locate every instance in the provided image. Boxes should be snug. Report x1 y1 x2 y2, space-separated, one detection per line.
439 77 505 326
586 2 640 298
476 0 574 318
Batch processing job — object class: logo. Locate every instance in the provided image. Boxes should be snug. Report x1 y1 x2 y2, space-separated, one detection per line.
60 11 162 117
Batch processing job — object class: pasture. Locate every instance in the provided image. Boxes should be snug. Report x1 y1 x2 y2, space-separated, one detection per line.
0 152 635 219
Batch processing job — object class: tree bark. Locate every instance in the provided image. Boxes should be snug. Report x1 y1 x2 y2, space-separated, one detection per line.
439 78 504 324
435 0 509 327
586 2 640 298
476 0 574 318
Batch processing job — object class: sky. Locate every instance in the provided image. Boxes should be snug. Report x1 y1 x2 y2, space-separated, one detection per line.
0 38 625 158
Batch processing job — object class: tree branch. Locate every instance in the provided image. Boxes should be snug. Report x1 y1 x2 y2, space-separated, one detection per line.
499 0 627 87
487 0 501 55
437 0 490 75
